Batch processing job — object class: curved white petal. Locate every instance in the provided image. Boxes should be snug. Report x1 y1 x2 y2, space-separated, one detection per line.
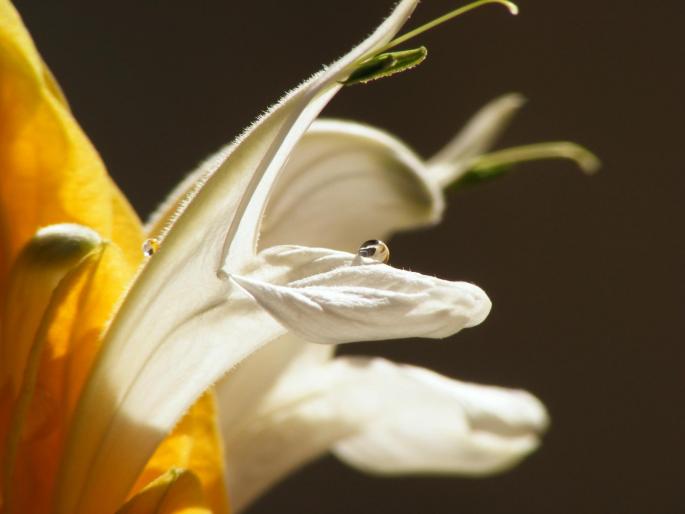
260 119 441 252
332 358 549 475
55 3 420 513
221 350 547 511
231 245 491 344
427 93 525 187
260 94 524 252
213 96 529 508
154 93 524 254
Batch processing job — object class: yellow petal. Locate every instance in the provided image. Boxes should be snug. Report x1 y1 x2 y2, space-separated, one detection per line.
0 225 102 399
117 468 212 514
0 0 143 291
0 231 137 513
0 3 147 510
0 225 105 513
31 241 137 513
131 392 230 514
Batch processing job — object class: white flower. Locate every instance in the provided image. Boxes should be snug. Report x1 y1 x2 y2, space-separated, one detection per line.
215 97 553 510
49 1 596 512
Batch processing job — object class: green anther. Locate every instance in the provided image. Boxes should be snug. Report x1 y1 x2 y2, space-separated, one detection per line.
343 0 518 86
342 47 428 85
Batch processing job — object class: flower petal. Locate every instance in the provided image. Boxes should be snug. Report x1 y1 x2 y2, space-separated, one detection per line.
262 94 523 251
331 357 549 475
216 334 332 434
231 245 490 344
116 468 211 514
427 93 525 187
0 224 101 398
0 0 143 287
0 225 104 513
221 349 547 510
260 119 440 252
57 290 282 514
130 392 229 514
57 3 420 513
219 336 355 511
152 94 523 256
216 335 332 511
0 224 135 514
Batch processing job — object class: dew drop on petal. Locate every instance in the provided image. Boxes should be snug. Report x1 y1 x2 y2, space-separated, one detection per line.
357 239 390 263
142 238 160 257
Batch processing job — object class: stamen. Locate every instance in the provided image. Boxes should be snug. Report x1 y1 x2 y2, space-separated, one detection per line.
452 142 601 188
380 0 518 54
345 0 518 86
469 142 601 175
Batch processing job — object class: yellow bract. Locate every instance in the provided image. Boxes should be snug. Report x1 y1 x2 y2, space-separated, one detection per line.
132 393 230 514
117 469 212 514
0 1 227 512
0 1 142 286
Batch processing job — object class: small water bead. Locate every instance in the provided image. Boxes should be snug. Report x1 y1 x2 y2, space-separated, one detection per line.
357 239 390 263
142 238 160 257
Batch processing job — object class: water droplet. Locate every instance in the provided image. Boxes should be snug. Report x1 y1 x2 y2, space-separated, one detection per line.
357 239 390 263
142 238 160 257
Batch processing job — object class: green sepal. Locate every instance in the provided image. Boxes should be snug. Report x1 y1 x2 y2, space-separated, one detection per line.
342 46 428 86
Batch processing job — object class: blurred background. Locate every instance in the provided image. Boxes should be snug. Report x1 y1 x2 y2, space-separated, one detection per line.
12 1 684 513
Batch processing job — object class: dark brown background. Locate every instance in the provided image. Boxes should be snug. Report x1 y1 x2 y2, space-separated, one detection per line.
12 1 685 513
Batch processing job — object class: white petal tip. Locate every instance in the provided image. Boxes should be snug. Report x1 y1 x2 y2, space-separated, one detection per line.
458 282 492 329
